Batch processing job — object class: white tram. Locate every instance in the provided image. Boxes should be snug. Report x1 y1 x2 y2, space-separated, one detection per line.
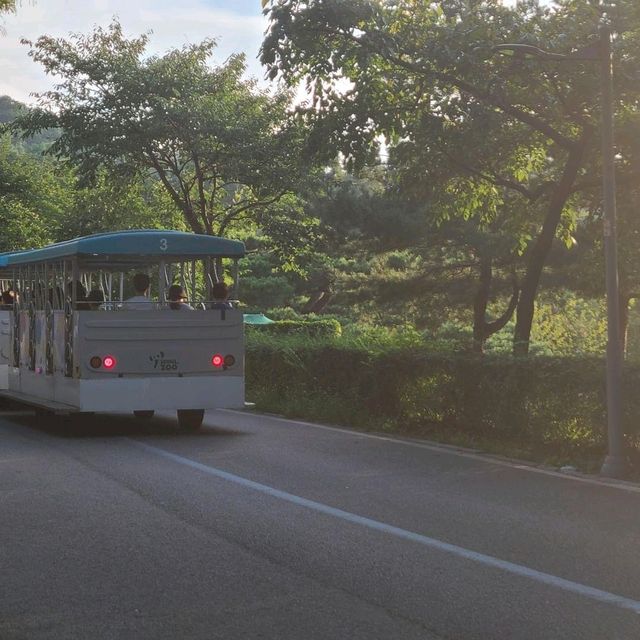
2 230 245 430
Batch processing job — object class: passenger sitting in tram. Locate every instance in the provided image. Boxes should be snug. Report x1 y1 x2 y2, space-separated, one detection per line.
85 289 105 311
211 281 233 310
1 290 14 308
66 281 87 307
122 273 153 310
167 284 194 311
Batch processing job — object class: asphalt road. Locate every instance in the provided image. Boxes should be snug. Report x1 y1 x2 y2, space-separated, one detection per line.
1 408 640 640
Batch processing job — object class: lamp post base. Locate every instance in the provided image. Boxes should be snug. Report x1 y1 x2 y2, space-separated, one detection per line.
600 454 627 479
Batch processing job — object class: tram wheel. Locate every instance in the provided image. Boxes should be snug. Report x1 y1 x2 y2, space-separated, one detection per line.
133 410 155 419
177 409 204 432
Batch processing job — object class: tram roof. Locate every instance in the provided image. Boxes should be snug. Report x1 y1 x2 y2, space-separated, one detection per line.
6 230 245 266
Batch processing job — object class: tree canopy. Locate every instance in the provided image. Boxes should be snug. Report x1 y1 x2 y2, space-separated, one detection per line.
11 20 313 240
0 136 68 251
261 0 640 353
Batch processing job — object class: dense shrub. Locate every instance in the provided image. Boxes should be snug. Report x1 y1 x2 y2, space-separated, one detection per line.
250 318 342 338
240 275 295 309
245 333 640 471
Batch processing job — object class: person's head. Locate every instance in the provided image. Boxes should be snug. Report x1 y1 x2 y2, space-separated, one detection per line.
168 284 187 302
86 289 105 310
212 281 229 301
132 273 150 295
1 290 14 306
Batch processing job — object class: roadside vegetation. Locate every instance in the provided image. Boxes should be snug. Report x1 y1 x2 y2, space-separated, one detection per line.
245 322 640 475
3 0 640 472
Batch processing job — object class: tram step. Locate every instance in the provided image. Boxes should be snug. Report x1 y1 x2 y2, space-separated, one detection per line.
0 390 78 414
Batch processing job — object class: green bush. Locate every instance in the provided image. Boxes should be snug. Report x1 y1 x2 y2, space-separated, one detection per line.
240 275 295 309
264 306 303 321
245 334 640 471
385 250 416 271
252 318 342 338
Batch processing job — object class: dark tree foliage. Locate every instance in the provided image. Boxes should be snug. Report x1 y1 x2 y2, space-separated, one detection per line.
0 96 21 123
0 95 59 154
0 137 69 251
261 0 640 354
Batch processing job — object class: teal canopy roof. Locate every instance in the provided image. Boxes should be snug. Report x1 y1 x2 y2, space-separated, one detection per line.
6 230 245 266
243 313 275 325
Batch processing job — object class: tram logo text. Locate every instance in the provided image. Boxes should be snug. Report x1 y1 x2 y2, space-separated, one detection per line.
149 351 179 371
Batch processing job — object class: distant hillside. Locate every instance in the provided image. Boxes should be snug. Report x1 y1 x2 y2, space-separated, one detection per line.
0 95 59 155
0 95 24 123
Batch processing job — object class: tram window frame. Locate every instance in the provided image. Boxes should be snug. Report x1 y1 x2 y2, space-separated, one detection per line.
12 255 243 312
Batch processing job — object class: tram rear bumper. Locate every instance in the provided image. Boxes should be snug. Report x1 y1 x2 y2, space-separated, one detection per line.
11 370 244 412
77 376 245 412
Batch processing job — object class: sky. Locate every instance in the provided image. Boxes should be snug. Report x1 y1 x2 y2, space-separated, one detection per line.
0 0 269 103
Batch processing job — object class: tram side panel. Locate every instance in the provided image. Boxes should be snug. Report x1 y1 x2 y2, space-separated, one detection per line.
30 311 52 398
0 310 11 389
69 309 245 412
9 310 78 406
35 311 47 373
52 311 66 375
18 311 29 369
8 311 29 396
11 310 54 400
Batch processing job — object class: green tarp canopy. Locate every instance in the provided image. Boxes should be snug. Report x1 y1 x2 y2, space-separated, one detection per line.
243 313 274 325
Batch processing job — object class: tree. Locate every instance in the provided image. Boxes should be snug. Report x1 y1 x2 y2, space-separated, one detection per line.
10 20 312 240
0 95 59 154
0 96 21 123
0 136 71 250
57 173 183 241
261 0 640 354
302 164 521 348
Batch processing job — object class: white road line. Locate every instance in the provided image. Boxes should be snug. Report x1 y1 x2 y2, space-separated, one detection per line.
130 439 640 615
219 410 640 494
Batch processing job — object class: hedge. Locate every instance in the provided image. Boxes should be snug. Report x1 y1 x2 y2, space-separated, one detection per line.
245 335 640 471
249 318 342 338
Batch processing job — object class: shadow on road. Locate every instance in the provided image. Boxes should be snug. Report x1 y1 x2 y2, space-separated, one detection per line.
1 408 245 440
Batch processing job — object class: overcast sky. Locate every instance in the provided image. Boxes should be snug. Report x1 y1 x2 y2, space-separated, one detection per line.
0 0 269 103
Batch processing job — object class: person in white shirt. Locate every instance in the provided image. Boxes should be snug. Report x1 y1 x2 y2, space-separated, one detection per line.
123 273 154 310
168 284 194 311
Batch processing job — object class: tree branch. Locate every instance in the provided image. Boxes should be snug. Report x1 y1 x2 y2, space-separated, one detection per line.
442 149 554 202
341 29 578 151
145 146 204 234
218 191 288 236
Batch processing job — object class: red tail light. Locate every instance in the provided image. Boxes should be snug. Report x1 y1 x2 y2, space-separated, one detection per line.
103 356 116 369
211 354 223 368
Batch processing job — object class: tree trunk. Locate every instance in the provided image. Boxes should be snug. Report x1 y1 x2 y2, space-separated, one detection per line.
473 257 519 354
513 134 590 356
303 290 332 314
472 256 492 353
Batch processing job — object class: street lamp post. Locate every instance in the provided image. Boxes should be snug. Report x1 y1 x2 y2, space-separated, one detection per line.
597 25 626 478
492 25 627 478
